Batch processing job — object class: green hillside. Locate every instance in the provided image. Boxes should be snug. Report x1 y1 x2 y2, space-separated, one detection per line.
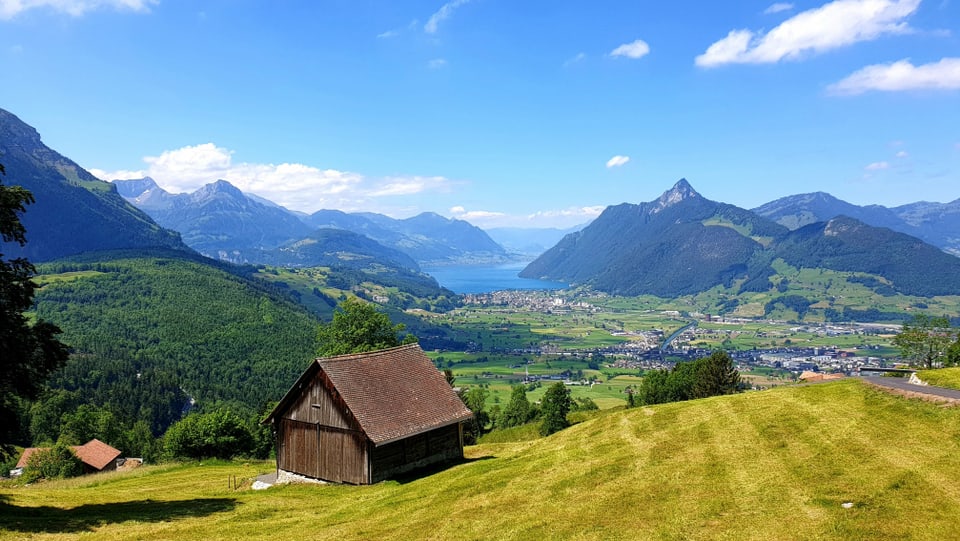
4 379 960 539
31 250 320 433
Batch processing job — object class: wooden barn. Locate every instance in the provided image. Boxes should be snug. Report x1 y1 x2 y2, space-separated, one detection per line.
263 344 473 485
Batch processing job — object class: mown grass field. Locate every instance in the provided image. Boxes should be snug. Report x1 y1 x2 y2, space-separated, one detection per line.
4 379 960 540
917 367 960 390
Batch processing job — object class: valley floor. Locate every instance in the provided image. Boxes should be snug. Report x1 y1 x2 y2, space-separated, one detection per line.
3 379 960 540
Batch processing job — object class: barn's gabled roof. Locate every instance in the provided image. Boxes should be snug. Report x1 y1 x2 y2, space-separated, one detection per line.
265 344 473 446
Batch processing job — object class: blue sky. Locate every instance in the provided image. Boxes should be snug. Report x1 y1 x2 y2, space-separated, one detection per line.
1 0 958 228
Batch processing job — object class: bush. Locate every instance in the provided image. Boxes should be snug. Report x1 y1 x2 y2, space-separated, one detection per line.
162 410 257 460
22 443 83 482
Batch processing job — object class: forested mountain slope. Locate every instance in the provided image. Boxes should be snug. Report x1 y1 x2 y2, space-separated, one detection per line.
0 108 186 261
31 250 320 433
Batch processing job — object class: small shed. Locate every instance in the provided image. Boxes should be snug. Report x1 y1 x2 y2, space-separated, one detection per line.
15 438 121 475
263 344 473 484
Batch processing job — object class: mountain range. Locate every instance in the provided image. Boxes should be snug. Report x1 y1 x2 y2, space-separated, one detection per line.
753 192 960 256
114 177 508 266
521 179 960 298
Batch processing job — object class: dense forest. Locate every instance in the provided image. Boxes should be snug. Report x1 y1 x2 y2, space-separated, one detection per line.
26 249 320 444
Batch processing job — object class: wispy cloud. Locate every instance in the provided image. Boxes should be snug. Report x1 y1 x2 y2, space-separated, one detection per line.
610 39 650 59
91 143 452 214
377 19 418 39
425 0 469 34
764 2 795 14
448 205 603 228
0 0 157 19
606 155 631 168
895 150 909 158
865 161 890 170
696 0 920 67
828 57 960 95
563 52 586 67
428 58 448 69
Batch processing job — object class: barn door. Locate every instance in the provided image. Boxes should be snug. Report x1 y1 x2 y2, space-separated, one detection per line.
319 429 343 483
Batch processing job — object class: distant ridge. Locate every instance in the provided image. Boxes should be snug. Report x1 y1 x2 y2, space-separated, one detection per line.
523 179 960 298
0 108 187 261
754 191 960 256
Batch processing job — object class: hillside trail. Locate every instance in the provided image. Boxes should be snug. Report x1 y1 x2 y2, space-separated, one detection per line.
859 375 960 405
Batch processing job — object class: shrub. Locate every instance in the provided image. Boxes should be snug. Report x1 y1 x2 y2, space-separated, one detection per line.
22 443 83 482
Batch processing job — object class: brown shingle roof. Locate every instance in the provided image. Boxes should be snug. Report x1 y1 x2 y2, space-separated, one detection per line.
73 439 121 470
267 344 473 446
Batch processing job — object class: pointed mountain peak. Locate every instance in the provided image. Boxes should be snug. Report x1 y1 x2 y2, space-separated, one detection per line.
193 179 243 200
653 178 700 212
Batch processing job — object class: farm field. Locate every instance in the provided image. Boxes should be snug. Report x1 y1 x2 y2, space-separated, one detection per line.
4 379 960 540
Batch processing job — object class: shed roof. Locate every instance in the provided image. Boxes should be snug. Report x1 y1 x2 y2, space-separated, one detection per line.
15 439 121 471
73 439 122 470
266 344 473 446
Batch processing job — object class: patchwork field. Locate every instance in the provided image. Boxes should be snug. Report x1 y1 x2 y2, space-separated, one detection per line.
4 379 960 540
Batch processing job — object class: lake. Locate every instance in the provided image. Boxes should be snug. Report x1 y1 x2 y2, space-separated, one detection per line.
422 262 568 294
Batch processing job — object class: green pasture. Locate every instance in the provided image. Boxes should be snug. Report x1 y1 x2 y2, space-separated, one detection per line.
917 367 960 390
5 380 960 539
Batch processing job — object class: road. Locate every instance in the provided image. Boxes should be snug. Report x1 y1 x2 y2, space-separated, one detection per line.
861 375 960 402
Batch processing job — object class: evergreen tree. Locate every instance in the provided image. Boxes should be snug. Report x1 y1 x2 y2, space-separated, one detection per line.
0 163 70 457
539 383 571 436
692 351 740 398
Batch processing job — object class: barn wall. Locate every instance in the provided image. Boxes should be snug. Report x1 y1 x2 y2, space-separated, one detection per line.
370 423 463 483
284 372 354 429
277 418 369 484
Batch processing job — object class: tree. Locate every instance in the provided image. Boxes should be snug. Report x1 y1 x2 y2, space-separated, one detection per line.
459 386 488 444
692 350 740 399
893 314 956 369
316 297 416 357
539 382 571 436
162 409 257 460
0 163 70 457
497 385 532 429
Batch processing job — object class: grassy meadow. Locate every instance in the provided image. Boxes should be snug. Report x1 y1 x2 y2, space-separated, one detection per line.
4 379 960 540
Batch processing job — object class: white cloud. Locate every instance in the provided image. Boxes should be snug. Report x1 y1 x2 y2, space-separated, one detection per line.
368 176 452 197
828 57 960 94
865 161 890 170
0 0 156 19
764 2 795 14
428 58 447 69
895 150 909 158
424 0 469 34
92 143 451 214
606 155 631 168
449 205 465 214
527 206 606 222
377 29 399 39
696 0 920 67
610 39 650 59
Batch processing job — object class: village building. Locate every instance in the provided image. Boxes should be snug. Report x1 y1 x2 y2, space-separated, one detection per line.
15 438 122 476
263 343 473 485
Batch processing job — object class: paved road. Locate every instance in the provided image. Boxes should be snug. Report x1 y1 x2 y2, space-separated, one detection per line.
860 375 960 401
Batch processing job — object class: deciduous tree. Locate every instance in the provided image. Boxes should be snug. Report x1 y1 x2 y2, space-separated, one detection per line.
316 297 416 357
894 314 956 369
539 382 571 436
